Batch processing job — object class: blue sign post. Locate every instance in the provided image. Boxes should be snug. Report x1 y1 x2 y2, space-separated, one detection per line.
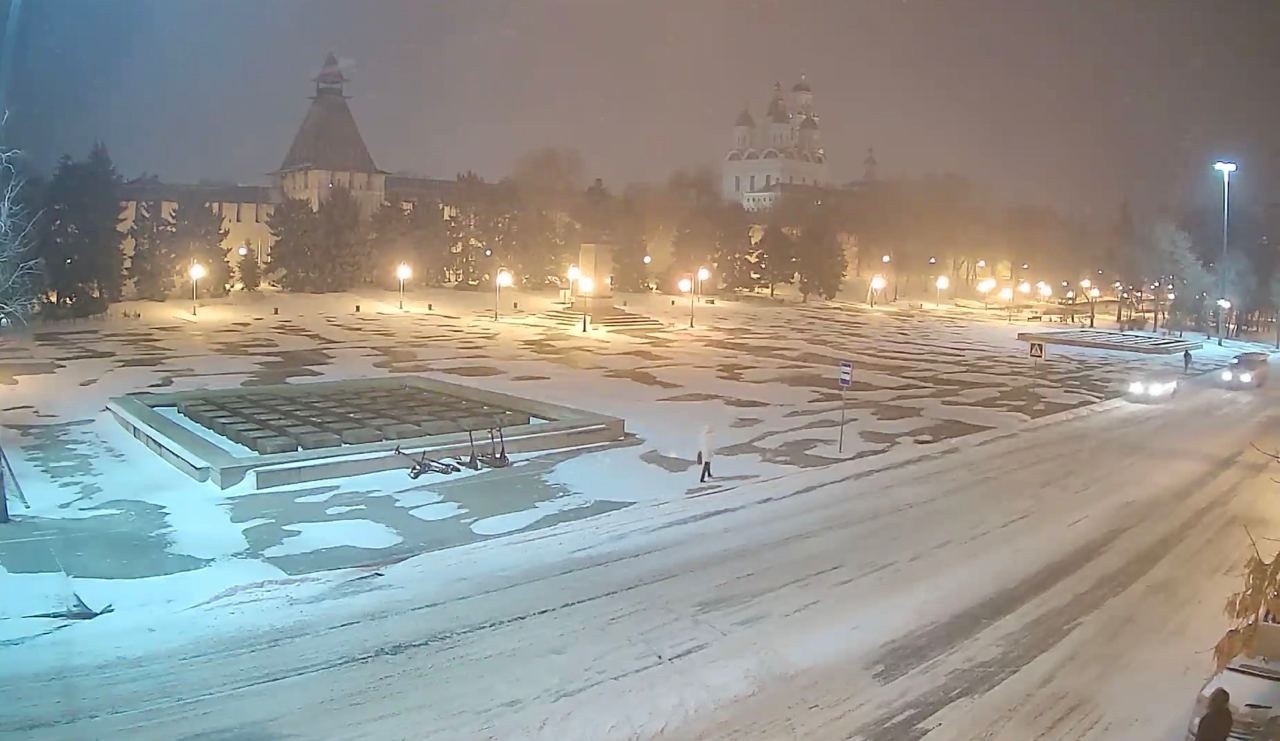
838 360 853 453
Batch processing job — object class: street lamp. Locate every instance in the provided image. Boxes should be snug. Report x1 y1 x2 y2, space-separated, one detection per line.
678 276 695 327
977 277 996 308
494 269 513 321
869 273 887 308
999 285 1015 322
697 266 711 300
1217 297 1232 345
881 254 891 264
1213 161 1237 346
642 255 652 265
934 274 949 306
1017 281 1031 295
188 262 206 316
578 275 594 332
396 262 412 309
237 245 248 257
1037 283 1052 300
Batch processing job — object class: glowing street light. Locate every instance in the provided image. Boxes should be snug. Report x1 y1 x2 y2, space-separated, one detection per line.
679 276 696 327
999 285 1015 324
1037 283 1052 299
881 254 891 264
976 259 987 268
934 274 950 307
977 277 997 309
1214 161 1237 346
1080 278 1092 290
237 245 249 257
1017 281 1031 295
577 274 595 332
642 255 652 265
494 268 513 321
188 262 206 316
396 262 412 309
696 266 711 299
567 264 581 283
869 273 887 308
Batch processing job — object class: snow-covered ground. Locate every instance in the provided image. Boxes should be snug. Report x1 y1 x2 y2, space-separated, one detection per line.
0 288 1274 739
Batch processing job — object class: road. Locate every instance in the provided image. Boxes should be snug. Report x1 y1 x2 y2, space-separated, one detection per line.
4 375 1280 740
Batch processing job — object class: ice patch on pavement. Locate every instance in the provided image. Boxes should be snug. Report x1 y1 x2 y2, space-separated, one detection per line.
263 520 403 557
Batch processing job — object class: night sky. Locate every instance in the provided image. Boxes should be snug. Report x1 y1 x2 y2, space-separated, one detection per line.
10 0 1280 217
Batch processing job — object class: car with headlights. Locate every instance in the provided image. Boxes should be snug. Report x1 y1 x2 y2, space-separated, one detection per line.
1221 352 1270 389
1126 376 1179 403
1186 654 1280 739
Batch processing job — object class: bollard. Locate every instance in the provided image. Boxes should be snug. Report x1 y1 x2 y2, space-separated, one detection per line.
622 300 628 307
355 304 360 313
671 299 676 306
513 301 519 310
427 303 433 311
273 307 279 315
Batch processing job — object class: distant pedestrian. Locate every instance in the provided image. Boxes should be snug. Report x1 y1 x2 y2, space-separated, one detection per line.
1184 348 1193 375
1194 687 1232 741
698 425 715 483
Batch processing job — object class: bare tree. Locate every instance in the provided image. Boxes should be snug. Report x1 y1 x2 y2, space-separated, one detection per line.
0 144 39 325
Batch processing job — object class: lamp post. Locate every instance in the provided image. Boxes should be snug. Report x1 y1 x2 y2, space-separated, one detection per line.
578 276 594 332
494 269 513 321
679 276 695 327
1213 161 1237 346
977 277 996 309
934 274 949 307
396 262 411 309
1217 298 1232 345
188 262 206 316
697 266 711 302
1000 285 1015 323
1080 279 1094 328
869 273 887 308
1037 282 1052 301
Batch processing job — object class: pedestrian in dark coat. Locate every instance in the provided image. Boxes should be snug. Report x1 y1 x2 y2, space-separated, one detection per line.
1184 348 1193 374
698 425 714 483
1194 687 1232 741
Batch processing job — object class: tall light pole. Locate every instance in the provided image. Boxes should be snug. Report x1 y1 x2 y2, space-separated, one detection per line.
679 276 695 327
697 266 711 302
396 262 412 310
1213 161 1237 346
494 269 513 321
869 274 887 308
934 274 949 307
1000 286 1015 324
188 262 206 316
977 277 996 309
578 276 594 332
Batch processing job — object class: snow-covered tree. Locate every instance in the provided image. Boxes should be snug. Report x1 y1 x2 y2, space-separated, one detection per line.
126 200 177 300
166 198 230 297
0 146 40 324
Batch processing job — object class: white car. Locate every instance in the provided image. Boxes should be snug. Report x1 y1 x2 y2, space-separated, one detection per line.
1187 655 1280 739
1125 377 1179 403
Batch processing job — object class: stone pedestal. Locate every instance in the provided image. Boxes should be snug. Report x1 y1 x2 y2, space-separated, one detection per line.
576 242 616 317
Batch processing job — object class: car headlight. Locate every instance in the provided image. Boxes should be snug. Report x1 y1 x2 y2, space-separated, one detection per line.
1222 370 1233 381
1128 381 1145 395
1241 372 1253 383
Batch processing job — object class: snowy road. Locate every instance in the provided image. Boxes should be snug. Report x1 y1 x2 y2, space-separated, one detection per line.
5 376 1280 740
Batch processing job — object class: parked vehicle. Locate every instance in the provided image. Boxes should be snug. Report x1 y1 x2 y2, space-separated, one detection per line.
1125 375 1179 403
1187 655 1280 739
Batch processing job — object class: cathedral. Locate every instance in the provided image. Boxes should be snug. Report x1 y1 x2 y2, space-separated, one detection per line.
119 54 454 272
721 76 830 210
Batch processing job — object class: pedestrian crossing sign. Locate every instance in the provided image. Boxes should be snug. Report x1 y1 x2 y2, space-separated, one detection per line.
1029 342 1045 359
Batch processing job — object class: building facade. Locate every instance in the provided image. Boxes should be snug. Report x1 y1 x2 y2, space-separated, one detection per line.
722 76 829 210
118 53 457 291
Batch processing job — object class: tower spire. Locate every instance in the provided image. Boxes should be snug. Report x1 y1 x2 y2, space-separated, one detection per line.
314 52 347 97
863 147 879 182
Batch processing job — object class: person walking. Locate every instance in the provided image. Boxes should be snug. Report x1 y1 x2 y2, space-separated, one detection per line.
1194 687 1232 741
698 425 715 483
1184 348 1193 375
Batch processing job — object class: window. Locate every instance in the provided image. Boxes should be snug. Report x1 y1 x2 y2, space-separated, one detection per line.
750 175 756 191
734 175 740 192
765 175 771 188
235 202 242 223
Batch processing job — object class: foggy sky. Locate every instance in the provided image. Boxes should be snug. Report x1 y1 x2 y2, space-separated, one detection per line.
11 0 1280 218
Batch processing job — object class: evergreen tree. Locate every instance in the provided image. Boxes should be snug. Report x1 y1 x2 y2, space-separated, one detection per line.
238 248 262 291
795 213 847 302
266 197 320 292
713 205 756 292
167 198 230 297
757 224 796 298
611 194 650 292
126 200 177 300
314 186 365 291
37 144 123 310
